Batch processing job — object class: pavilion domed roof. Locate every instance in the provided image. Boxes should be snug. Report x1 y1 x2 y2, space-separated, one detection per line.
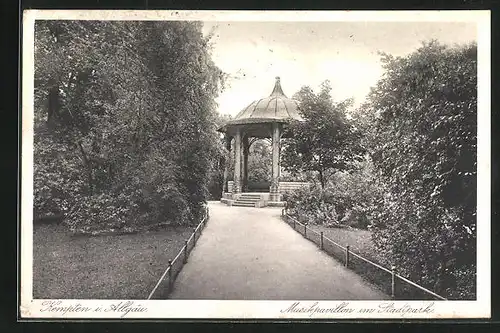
224 77 302 127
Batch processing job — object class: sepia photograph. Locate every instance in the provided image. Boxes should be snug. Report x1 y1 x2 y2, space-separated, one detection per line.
20 10 490 319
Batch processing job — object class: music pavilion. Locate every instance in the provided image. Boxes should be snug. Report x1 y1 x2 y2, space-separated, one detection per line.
218 77 310 208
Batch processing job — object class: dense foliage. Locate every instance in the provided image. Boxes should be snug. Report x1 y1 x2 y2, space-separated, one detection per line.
286 159 384 230
281 81 365 188
248 139 272 183
34 21 225 232
206 113 233 200
282 81 377 229
361 41 477 299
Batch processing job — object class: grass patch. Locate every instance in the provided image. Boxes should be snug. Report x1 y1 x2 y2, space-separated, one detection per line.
307 224 375 261
33 223 193 299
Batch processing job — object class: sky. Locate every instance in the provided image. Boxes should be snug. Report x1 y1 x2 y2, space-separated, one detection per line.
201 21 477 116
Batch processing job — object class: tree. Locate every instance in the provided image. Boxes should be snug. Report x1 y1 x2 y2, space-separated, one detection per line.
33 21 225 232
207 113 232 199
248 139 272 183
364 41 477 299
281 80 365 188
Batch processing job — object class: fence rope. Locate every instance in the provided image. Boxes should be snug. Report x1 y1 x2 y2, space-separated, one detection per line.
348 250 393 274
147 266 171 300
283 211 447 301
147 206 209 300
395 275 448 300
172 245 186 266
287 216 347 250
322 235 347 251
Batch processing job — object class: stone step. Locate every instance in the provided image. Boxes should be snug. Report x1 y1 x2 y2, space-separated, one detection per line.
235 200 259 204
233 202 256 207
239 194 261 198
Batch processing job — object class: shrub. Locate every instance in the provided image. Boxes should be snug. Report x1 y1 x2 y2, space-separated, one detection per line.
65 193 137 233
33 132 87 219
285 159 383 230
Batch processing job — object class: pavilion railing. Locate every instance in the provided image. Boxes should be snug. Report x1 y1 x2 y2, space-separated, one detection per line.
281 208 447 301
226 180 311 194
147 206 210 300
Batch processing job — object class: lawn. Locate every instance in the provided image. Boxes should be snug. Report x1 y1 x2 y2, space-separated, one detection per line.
307 224 376 261
33 223 193 299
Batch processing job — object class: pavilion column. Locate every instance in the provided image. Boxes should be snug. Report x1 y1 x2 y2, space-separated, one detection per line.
233 128 242 195
242 136 249 192
270 122 281 201
222 136 231 194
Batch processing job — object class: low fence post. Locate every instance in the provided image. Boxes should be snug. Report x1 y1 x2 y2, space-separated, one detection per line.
168 259 173 292
193 227 197 244
320 232 324 250
304 223 307 238
345 245 350 268
184 240 188 264
293 219 296 229
391 265 397 299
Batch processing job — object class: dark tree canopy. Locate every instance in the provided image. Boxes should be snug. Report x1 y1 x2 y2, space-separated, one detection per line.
362 41 477 299
34 21 225 232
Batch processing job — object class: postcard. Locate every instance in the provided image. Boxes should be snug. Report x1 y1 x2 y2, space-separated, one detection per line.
20 9 490 319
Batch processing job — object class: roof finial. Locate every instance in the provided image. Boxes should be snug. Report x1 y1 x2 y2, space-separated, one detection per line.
270 76 286 97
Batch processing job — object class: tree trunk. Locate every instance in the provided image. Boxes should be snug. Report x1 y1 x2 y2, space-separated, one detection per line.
78 141 94 195
47 85 60 124
318 169 325 189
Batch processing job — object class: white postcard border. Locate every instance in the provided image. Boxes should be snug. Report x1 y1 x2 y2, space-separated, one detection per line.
20 9 491 319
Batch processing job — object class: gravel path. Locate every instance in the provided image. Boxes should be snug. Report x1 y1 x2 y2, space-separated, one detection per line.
169 202 388 300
